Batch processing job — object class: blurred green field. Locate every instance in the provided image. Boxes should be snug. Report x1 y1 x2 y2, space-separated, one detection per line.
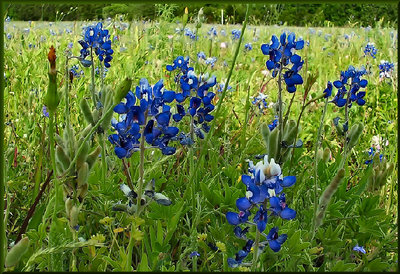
3 17 398 272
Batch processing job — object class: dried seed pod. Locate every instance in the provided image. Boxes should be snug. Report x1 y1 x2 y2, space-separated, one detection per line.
316 148 324 162
322 147 331 163
347 122 364 150
77 162 89 187
69 206 79 228
65 198 73 218
315 168 345 228
80 98 95 125
76 139 89 170
5 237 30 268
77 183 88 199
55 145 70 171
86 146 101 170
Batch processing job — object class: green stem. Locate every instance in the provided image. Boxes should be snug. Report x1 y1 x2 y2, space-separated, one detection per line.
100 133 107 185
251 230 261 271
136 111 148 216
311 97 328 239
49 112 59 220
190 4 249 182
90 47 97 107
126 111 148 270
276 69 283 163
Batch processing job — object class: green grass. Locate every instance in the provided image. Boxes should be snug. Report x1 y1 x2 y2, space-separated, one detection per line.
3 17 398 272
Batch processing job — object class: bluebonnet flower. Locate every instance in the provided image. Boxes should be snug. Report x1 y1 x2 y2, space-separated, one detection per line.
364 43 377 58
166 57 217 141
95 66 108 78
189 251 200 258
197 51 206 60
6 33 12 39
252 93 268 113
166 56 191 74
244 43 252 51
109 78 179 158
353 244 366 254
42 105 49 117
78 22 113 68
323 81 333 98
70 64 84 79
207 26 217 38
220 29 226 36
331 65 368 108
5 16 10 22
231 29 241 40
324 34 331 41
217 82 232 92
67 42 73 49
268 118 279 131
184 28 197 40
49 29 56 36
365 147 383 165
266 227 288 252
226 156 296 267
65 28 72 34
205 57 217 68
261 32 304 92
227 240 253 268
378 60 394 79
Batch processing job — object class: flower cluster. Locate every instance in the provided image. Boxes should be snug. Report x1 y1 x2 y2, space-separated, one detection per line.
226 156 296 267
231 29 241 40
244 43 253 51
70 64 84 79
268 118 279 131
364 42 377 58
261 32 305 92
207 26 218 38
378 60 394 79
166 56 217 141
184 28 197 40
109 78 179 158
251 93 268 113
78 22 113 67
331 65 368 107
365 147 383 165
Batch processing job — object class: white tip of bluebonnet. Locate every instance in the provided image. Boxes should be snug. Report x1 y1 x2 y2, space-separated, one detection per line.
269 158 281 176
120 184 131 196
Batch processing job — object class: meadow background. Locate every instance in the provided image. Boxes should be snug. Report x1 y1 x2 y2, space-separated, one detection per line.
2 3 398 272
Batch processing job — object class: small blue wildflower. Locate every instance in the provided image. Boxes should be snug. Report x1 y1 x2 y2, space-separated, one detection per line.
42 105 49 117
266 227 288 252
364 43 377 58
227 240 253 268
244 43 253 51
379 60 394 79
323 81 333 98
78 22 113 67
353 244 366 254
67 42 73 49
261 32 304 92
268 118 279 131
252 93 268 112
6 33 12 39
189 251 200 258
207 26 217 38
217 82 232 92
231 29 241 40
197 51 206 60
205 57 217 68
331 65 368 108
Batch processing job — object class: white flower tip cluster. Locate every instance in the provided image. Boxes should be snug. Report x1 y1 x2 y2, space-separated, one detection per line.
250 155 282 183
120 184 131 196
